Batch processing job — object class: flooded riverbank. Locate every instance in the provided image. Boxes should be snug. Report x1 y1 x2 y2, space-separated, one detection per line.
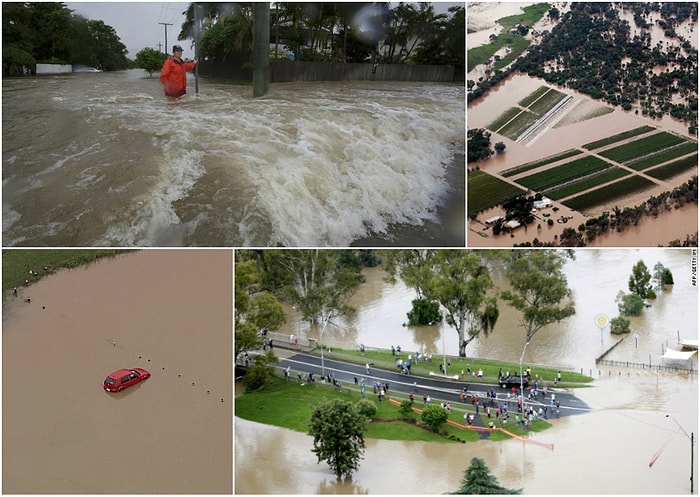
278 249 697 372
236 366 697 494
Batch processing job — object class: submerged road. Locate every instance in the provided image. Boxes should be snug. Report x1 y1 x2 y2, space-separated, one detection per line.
276 352 591 419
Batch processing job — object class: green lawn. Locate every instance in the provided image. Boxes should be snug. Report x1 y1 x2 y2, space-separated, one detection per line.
468 170 526 217
236 376 553 445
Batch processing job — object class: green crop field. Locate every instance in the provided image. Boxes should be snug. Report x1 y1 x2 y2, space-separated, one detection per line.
498 110 540 141
546 168 631 200
562 175 655 212
625 142 698 171
502 149 583 177
528 89 567 116
488 107 523 133
519 86 550 107
515 156 611 191
468 170 525 217
599 132 688 163
645 154 698 180
581 126 657 150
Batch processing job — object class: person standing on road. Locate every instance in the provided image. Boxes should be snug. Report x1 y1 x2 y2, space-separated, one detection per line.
160 45 197 100
366 363 370 374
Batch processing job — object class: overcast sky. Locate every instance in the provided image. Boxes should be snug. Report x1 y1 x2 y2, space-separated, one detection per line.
66 2 463 61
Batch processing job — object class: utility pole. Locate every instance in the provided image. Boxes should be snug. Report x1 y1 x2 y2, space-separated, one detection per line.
158 22 173 54
157 42 162 52
252 2 270 97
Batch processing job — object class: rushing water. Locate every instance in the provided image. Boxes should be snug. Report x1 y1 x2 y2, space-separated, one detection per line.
240 248 698 494
2 70 464 247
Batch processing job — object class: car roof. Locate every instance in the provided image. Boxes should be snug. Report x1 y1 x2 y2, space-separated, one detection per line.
107 368 132 378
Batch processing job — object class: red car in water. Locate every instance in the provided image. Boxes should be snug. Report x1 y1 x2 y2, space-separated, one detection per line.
103 368 150 392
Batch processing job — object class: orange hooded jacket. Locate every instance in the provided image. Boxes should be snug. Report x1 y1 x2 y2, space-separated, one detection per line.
160 57 197 98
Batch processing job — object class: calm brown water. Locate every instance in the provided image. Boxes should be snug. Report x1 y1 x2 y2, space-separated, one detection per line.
3 250 233 493
279 249 697 371
2 71 464 247
239 249 698 494
236 367 697 494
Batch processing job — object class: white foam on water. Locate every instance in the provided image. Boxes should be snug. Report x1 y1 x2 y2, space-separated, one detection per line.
3 73 463 246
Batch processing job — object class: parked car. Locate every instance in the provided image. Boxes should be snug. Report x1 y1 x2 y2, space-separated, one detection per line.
103 368 150 392
498 375 529 389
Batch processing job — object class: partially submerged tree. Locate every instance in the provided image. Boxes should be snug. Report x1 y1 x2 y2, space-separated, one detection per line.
628 260 656 299
501 250 576 343
134 47 165 77
452 457 521 494
384 250 499 357
616 290 644 316
308 399 367 479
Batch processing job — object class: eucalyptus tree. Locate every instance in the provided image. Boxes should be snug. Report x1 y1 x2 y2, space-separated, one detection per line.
501 250 576 343
261 249 364 328
384 250 499 357
234 259 286 357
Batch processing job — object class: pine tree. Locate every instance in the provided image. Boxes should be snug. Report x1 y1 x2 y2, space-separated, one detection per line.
452 457 521 494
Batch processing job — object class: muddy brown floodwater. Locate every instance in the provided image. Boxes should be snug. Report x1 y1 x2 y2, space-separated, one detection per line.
3 250 233 494
240 248 698 493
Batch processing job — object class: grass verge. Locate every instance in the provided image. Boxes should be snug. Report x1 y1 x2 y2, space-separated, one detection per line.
3 249 133 301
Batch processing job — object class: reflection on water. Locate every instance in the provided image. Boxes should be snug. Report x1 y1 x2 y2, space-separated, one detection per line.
280 249 697 372
243 248 698 493
236 366 697 494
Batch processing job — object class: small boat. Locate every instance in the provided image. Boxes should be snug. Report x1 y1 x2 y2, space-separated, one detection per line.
680 338 698 351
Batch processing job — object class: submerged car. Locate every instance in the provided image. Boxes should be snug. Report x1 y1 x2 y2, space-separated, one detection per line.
103 368 150 392
498 375 529 389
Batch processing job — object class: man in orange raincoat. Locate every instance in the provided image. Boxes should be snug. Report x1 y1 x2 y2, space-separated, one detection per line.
160 45 197 99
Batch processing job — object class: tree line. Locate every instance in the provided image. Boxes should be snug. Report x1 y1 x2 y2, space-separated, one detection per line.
236 249 576 365
2 2 131 75
177 2 464 68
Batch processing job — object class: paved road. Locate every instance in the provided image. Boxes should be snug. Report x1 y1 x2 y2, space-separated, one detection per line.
277 352 591 419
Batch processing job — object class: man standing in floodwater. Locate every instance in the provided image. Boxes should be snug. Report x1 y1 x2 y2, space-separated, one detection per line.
160 45 197 100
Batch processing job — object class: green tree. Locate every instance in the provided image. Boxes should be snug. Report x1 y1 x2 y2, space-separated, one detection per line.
501 250 576 343
261 249 364 327
628 260 656 299
652 261 674 290
451 457 521 494
616 290 645 316
308 399 367 478
135 47 166 77
610 315 631 335
242 350 278 391
420 404 449 432
355 398 377 420
234 259 286 358
385 250 499 357
406 298 442 325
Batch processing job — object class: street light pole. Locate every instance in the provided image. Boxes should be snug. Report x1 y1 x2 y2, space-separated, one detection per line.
667 414 694 494
519 341 530 409
320 315 329 378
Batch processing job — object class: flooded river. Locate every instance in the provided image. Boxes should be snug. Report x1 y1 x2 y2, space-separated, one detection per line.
240 248 698 494
279 249 697 371
2 70 464 247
